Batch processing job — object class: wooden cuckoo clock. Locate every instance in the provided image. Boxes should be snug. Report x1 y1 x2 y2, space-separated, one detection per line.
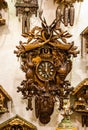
71 78 88 127
55 0 84 28
14 12 79 124
15 0 38 34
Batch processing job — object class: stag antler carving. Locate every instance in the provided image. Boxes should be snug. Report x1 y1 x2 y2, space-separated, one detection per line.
14 12 79 57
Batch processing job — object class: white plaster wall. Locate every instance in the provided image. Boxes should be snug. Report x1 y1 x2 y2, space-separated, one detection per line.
0 0 88 130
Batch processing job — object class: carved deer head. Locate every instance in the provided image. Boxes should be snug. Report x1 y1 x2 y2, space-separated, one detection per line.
39 10 58 39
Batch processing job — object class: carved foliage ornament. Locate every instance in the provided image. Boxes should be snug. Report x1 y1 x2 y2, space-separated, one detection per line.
14 12 79 124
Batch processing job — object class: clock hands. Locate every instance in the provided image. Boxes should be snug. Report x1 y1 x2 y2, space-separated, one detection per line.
37 61 55 81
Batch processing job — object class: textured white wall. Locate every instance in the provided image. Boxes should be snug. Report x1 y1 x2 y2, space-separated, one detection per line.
0 0 88 130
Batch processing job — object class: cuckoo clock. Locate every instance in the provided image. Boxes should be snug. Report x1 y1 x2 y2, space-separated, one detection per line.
14 12 79 124
0 14 6 26
15 0 38 34
80 27 88 73
80 27 88 58
55 0 83 28
0 85 12 114
0 115 37 130
71 78 88 127
0 0 8 26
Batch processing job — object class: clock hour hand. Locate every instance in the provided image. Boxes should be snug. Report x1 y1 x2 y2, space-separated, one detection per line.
45 62 48 72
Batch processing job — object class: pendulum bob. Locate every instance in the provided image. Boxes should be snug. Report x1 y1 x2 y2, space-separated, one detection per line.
35 96 54 124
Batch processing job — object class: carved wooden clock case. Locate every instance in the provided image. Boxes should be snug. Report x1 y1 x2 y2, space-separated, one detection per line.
14 11 79 124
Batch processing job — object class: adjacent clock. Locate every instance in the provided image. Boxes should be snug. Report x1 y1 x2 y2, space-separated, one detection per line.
36 61 56 81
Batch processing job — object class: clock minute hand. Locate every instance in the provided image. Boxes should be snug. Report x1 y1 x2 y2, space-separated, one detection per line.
45 62 48 72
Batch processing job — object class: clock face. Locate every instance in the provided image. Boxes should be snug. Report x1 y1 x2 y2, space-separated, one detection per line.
36 61 55 81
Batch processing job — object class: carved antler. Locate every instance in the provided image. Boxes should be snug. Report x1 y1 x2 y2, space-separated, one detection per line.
39 10 47 28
